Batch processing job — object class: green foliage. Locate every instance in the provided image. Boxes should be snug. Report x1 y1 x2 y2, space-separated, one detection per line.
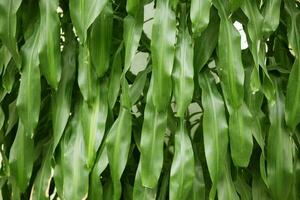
0 0 299 199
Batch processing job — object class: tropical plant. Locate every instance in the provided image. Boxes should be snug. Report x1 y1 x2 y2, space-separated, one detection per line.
0 0 299 199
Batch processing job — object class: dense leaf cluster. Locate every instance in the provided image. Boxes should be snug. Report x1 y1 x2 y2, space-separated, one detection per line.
0 0 299 199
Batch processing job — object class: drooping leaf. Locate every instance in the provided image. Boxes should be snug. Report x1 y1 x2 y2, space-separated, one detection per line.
55 111 89 200
0 0 21 66
88 146 109 200
89 2 113 78
229 103 253 167
151 0 176 111
190 0 211 35
199 70 228 185
133 162 157 200
106 105 132 200
52 24 77 151
284 0 300 131
214 0 244 110
38 0 61 89
2 59 17 93
140 78 167 188
69 0 108 43
169 119 195 200
129 67 150 105
173 10 194 117
217 156 239 200
108 45 122 109
78 43 99 102
16 23 41 137
193 7 219 73
30 145 52 200
80 79 108 169
262 0 282 35
267 80 294 200
123 1 144 73
9 122 35 192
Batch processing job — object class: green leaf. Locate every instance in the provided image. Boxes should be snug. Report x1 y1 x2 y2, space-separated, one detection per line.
30 145 52 200
191 131 205 200
0 0 21 66
234 174 251 200
284 0 300 57
151 0 176 111
252 171 271 200
124 1 144 73
106 107 132 200
284 1 300 130
89 2 113 77
193 7 219 73
80 80 108 169
229 103 253 167
16 23 41 137
88 146 109 200
55 112 89 200
2 59 17 93
214 0 244 110
229 0 243 11
133 163 157 200
267 81 294 200
140 78 167 188
173 16 194 117
285 58 300 131
129 67 150 105
38 0 61 89
9 122 35 192
190 0 211 36
0 106 4 130
169 119 195 200
108 45 122 109
78 44 99 102
217 156 239 200
199 70 228 185
262 0 282 35
0 45 12 74
52 24 77 151
69 0 108 43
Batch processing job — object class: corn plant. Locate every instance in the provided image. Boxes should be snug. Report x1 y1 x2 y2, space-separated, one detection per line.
0 0 299 199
